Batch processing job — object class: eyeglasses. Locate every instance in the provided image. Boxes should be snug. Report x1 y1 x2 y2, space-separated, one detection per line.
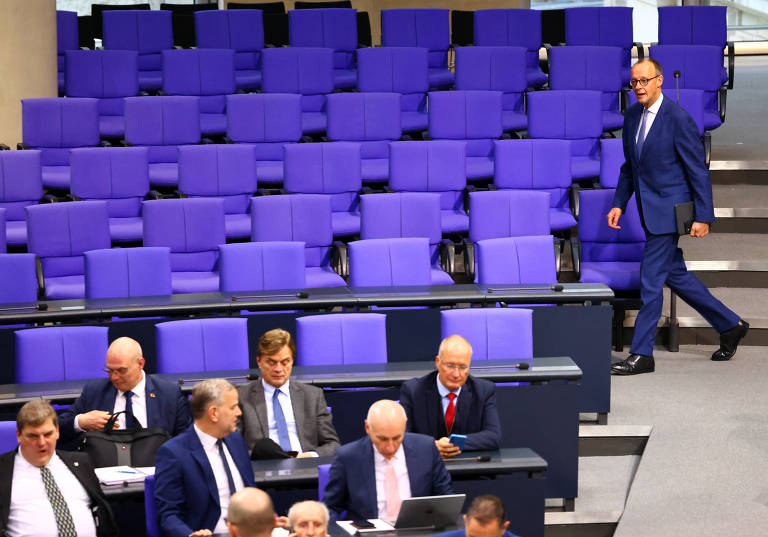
439 361 469 372
629 75 660 88
103 366 130 376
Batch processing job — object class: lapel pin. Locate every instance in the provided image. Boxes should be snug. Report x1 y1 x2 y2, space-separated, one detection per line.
150 393 156 398
74 461 79 467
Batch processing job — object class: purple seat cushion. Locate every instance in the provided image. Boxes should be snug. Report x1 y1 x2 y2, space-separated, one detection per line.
430 267 454 285
45 275 85 300
580 262 640 291
171 272 220 294
108 217 143 242
305 266 346 288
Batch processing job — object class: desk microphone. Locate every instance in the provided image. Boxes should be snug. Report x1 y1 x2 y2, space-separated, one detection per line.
444 455 492 463
674 70 681 104
471 362 530 370
0 303 48 313
232 292 309 301
178 373 260 386
488 285 563 293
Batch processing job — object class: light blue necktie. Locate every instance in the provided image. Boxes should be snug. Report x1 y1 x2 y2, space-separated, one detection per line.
272 389 292 451
636 109 648 160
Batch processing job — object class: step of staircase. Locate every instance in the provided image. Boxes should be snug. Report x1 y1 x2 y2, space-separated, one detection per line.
710 161 768 185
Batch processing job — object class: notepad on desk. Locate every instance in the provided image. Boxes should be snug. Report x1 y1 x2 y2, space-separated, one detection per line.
95 465 153 485
336 519 395 535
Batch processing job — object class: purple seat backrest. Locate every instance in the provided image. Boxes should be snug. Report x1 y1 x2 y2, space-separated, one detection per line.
549 46 623 92
226 93 302 143
624 88 706 135
326 93 402 141
65 50 139 98
658 6 727 47
469 190 551 242
0 151 43 221
296 313 388 366
389 140 466 192
565 7 634 48
357 47 429 94
289 9 358 53
349 237 432 287
475 235 557 286
85 247 172 299
124 96 202 146
70 147 150 214
578 189 644 262
0 209 4 253
428 90 503 140
155 318 250 373
179 144 258 198
0 421 18 454
283 142 362 194
103 10 174 53
440 308 533 360
455 46 527 93
261 47 335 95
527 90 603 140
0 253 38 303
219 241 307 292
22 98 100 149
57 11 79 53
15 326 109 382
494 139 571 192
474 9 541 51
360 192 442 246
381 9 450 54
195 9 265 52
162 49 236 96
599 138 624 189
649 45 723 91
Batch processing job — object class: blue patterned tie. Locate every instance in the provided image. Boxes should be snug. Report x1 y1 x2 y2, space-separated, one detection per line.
636 109 648 160
272 388 292 451
124 391 137 429
41 466 78 537
216 439 237 495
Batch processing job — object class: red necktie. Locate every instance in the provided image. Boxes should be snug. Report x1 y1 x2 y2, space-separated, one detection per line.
445 393 456 433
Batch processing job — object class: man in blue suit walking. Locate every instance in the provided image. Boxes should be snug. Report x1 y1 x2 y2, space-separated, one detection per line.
608 59 748 375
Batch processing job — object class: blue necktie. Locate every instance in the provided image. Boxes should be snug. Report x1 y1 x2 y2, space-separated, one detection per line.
636 109 648 160
124 391 137 429
272 389 292 451
216 439 237 495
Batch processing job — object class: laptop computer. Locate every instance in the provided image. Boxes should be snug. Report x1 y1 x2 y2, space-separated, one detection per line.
394 494 466 530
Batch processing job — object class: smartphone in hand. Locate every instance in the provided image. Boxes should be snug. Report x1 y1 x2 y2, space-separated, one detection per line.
448 433 467 450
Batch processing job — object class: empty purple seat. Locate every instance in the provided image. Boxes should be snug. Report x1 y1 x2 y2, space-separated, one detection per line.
15 326 109 383
0 254 38 304
289 8 358 90
283 142 362 238
389 141 468 234
57 11 79 95
475 235 557 286
178 144 258 240
0 209 5 253
493 139 576 232
626 88 706 137
360 192 453 285
381 9 453 89
70 147 150 243
251 194 346 288
65 50 139 139
225 93 303 186
326 93 402 184
441 308 533 360
0 150 43 247
474 9 547 88
219 241 306 292
295 313 387 366
21 98 100 190
348 238 432 287
85 247 172 299
428 90 503 182
599 138 624 189
469 190 551 243
357 47 429 133
527 90 603 180
124 96 202 188
155 318 249 373
454 46 527 132
25 201 111 300
142 198 225 294
194 9 265 91
103 10 174 91
549 46 624 132
162 49 236 137
577 188 643 291
261 47 335 135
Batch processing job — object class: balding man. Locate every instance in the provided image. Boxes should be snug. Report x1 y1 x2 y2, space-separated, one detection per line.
288 501 329 537
323 400 452 524
226 488 277 537
58 337 191 448
400 335 501 458
435 495 520 537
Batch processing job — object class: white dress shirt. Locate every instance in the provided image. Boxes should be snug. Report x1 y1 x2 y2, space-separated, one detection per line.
262 379 304 453
75 370 148 432
194 425 246 534
636 92 664 143
436 376 462 416
373 443 412 522
7 452 97 537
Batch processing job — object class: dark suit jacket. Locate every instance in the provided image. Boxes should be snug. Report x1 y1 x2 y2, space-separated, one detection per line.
238 379 340 457
436 529 520 537
0 449 118 537
613 95 714 235
154 425 255 537
58 374 192 447
323 432 453 523
400 372 502 451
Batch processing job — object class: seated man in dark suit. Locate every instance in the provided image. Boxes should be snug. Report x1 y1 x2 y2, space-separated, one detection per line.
58 337 191 448
435 495 520 537
323 399 453 524
226 487 278 537
238 329 340 458
155 378 256 537
400 335 501 458
0 400 118 537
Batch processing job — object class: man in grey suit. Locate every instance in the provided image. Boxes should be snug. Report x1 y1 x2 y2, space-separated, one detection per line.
239 329 340 458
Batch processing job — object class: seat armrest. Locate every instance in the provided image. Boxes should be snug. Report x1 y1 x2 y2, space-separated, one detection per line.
633 42 645 62
331 241 349 279
0 144 9 150
726 41 735 90
439 239 457 276
571 237 581 279
462 238 475 281
17 143 29 150
35 256 46 300
718 87 727 124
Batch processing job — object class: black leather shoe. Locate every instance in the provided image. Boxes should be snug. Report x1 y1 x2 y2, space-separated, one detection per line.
611 354 655 375
711 320 749 361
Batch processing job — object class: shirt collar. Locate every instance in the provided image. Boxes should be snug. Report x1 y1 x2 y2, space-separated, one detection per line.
373 441 405 466
646 91 664 116
262 378 290 397
194 423 220 452
118 370 146 398
15 449 62 472
436 375 461 399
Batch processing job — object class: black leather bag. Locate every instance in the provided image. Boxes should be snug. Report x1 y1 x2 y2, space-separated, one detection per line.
81 411 170 468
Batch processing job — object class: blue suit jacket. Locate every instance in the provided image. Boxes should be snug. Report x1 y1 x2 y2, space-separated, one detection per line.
613 95 714 235
435 530 520 537
154 426 256 537
58 374 192 447
400 372 501 451
323 432 453 523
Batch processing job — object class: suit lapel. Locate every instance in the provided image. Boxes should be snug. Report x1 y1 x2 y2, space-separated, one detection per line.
425 374 448 438
454 378 473 433
188 430 220 506
289 382 307 451
0 450 16 528
144 375 157 428
101 384 118 415
360 439 377 516
641 97 668 161
402 435 421 495
249 381 270 438
224 434 250 485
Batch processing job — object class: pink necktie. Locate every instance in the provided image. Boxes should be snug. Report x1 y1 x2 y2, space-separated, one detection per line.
385 459 401 522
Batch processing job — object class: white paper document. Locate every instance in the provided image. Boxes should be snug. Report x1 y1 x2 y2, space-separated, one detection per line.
95 465 152 485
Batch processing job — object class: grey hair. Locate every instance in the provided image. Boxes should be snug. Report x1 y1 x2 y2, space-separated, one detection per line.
287 500 329 528
189 378 236 420
437 334 472 358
